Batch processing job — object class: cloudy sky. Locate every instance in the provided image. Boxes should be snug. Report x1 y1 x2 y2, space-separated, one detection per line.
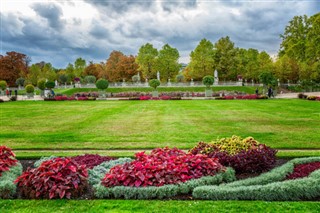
1 0 319 68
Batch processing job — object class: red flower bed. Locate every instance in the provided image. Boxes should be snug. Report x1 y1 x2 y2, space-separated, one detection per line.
71 154 115 169
101 147 225 188
0 146 18 176
286 161 320 180
140 96 151 100
15 158 88 199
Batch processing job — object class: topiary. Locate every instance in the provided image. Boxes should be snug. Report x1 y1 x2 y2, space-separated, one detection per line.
149 79 160 90
0 80 7 91
25 84 35 93
96 79 109 90
15 157 88 199
202 75 214 88
37 79 46 91
45 80 55 89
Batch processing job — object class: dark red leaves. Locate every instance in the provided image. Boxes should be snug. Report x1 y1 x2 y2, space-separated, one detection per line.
15 157 88 199
0 146 18 176
286 162 320 180
71 154 115 169
101 147 225 188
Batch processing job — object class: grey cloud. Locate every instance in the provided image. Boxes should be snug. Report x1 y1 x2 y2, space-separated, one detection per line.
31 3 65 30
161 0 198 12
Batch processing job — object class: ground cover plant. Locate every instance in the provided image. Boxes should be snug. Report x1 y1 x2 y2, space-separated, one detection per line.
0 146 22 198
0 99 319 150
189 136 277 173
193 157 320 201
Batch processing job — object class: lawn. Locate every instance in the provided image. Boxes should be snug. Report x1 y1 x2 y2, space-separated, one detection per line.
0 99 319 150
0 200 319 213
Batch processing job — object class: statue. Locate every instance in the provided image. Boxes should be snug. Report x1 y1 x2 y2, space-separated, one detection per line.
214 70 219 85
157 71 160 81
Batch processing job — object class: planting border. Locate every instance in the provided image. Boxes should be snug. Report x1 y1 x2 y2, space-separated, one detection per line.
0 163 23 198
93 167 236 199
193 157 320 201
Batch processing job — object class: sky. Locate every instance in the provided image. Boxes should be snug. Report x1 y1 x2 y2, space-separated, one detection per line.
1 0 319 68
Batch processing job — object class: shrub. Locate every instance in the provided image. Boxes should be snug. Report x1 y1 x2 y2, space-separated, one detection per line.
37 79 46 91
96 79 109 90
286 161 320 180
0 99 4 103
189 136 277 173
25 84 35 93
71 154 115 169
202 75 214 88
307 96 317 100
0 80 7 91
101 147 225 188
297 93 307 99
10 96 17 101
84 75 97 84
45 81 55 89
15 77 25 87
149 79 160 90
0 146 18 176
15 157 88 199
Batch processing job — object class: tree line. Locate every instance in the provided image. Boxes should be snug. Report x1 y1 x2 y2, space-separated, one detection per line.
0 13 319 87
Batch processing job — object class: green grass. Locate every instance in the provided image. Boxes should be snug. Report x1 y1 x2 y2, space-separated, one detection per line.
1 99 319 150
0 200 319 213
18 86 259 96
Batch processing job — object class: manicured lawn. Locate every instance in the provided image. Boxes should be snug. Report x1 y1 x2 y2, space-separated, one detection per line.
0 200 319 213
1 99 319 150
18 86 260 96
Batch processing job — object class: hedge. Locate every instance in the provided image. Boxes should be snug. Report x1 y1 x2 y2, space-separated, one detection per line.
93 167 236 199
0 163 23 198
193 157 320 201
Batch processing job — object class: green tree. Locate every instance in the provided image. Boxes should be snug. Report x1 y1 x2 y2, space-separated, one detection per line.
306 13 320 64
259 72 276 87
27 64 41 85
15 77 25 87
136 43 158 79
214 36 237 80
37 79 46 90
0 80 7 91
65 63 75 83
74 57 86 77
155 44 181 81
149 79 160 90
188 38 215 80
45 81 55 89
202 75 214 88
96 79 109 90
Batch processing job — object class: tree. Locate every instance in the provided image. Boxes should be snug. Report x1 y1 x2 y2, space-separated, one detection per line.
136 43 158 79
259 72 276 87
0 80 7 91
74 57 86 77
149 79 160 90
84 75 96 84
0 51 29 86
202 75 214 88
45 81 55 89
15 77 25 87
27 64 41 85
96 79 109 90
37 79 46 91
105 51 124 82
214 36 237 80
155 44 181 81
306 13 320 64
118 55 139 81
65 63 75 83
188 38 215 80
83 62 102 79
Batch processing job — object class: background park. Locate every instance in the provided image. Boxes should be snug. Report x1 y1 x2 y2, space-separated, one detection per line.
1 1 320 212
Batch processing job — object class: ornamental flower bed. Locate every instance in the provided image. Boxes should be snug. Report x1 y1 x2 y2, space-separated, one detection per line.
71 154 115 169
0 146 22 198
15 157 89 199
286 161 320 180
189 136 277 173
101 147 226 188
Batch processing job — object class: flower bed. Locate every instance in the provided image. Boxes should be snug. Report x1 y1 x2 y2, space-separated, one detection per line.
193 157 320 201
0 146 22 198
189 136 277 173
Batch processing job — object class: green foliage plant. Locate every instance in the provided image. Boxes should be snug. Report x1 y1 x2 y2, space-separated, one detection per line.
149 79 160 90
25 84 35 93
0 80 7 91
94 167 235 199
45 81 55 89
95 79 109 90
84 75 97 84
193 157 320 201
202 75 214 88
34 156 57 168
37 79 46 91
0 163 22 198
15 77 25 87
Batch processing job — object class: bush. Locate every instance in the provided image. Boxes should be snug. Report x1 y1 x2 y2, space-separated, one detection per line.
0 99 4 103
37 79 46 90
15 77 25 87
45 80 55 89
193 157 320 201
189 136 277 173
84 75 97 84
0 80 7 91
25 84 35 93
307 96 317 100
96 79 109 90
149 79 160 90
0 146 18 176
10 96 17 101
71 154 115 169
101 147 225 188
15 157 88 199
202 75 214 88
298 93 307 99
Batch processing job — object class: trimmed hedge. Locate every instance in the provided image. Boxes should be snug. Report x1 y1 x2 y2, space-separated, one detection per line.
0 163 23 198
193 157 320 201
93 167 236 199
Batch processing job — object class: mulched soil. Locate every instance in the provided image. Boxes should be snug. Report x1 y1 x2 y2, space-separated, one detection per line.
15 158 293 200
